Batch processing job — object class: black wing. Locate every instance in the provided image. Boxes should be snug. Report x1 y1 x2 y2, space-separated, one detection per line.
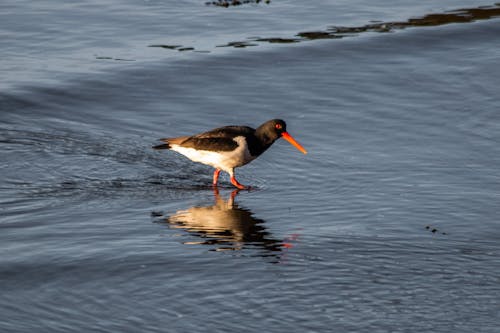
180 126 255 152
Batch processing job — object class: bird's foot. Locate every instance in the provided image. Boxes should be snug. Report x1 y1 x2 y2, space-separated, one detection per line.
230 176 250 190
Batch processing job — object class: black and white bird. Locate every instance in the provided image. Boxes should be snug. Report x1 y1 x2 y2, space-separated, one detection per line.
153 119 307 189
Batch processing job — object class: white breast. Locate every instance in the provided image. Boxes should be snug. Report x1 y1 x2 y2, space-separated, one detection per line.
170 136 255 173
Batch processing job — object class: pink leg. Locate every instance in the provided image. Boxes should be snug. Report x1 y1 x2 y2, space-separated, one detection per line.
230 175 247 190
213 169 221 186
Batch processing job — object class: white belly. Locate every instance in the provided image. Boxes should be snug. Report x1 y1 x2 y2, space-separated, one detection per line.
170 136 255 173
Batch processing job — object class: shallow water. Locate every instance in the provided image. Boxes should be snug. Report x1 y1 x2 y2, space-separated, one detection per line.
1 1 500 332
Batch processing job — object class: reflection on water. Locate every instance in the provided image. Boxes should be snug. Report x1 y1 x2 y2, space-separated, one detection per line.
252 3 500 44
226 4 500 46
153 189 293 258
150 4 500 52
320 4 500 36
206 0 270 7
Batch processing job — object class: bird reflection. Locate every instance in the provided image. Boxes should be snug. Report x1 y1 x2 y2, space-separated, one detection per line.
153 189 288 257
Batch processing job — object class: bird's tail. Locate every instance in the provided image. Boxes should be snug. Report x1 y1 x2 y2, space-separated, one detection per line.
152 139 171 150
153 143 170 149
152 136 189 150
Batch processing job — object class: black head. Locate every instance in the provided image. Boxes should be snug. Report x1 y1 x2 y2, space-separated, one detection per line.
256 119 287 142
255 119 307 154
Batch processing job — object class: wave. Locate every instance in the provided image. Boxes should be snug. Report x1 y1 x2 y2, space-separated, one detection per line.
150 4 500 51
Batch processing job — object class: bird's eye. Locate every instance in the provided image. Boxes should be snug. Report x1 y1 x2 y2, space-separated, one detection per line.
275 123 282 130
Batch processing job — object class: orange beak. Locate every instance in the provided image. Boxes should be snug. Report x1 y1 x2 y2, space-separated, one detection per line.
281 132 307 154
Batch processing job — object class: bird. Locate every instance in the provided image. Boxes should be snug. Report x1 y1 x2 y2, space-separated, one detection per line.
153 119 307 189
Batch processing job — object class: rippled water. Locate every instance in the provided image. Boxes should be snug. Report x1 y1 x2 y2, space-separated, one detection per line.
1 1 500 332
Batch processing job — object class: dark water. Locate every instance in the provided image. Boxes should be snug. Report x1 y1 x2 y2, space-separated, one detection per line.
2 1 500 332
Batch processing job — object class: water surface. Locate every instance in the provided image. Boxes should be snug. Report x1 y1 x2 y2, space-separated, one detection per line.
1 1 500 332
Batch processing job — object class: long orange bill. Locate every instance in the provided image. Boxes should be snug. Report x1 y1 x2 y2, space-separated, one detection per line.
281 132 307 154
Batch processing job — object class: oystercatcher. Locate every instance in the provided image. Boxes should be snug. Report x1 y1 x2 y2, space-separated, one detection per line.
153 119 307 189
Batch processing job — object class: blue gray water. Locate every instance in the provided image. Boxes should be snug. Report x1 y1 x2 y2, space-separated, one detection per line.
1 1 500 332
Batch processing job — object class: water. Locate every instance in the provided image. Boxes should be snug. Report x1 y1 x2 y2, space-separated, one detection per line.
1 1 500 332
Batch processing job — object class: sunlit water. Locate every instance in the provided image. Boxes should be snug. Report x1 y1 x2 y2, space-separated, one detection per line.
1 1 500 332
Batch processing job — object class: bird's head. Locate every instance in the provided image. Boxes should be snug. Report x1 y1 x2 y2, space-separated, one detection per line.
260 119 307 154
